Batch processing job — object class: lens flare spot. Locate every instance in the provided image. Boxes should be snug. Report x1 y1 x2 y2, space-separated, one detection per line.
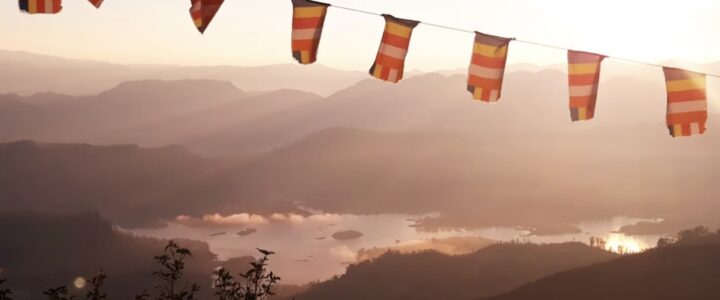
73 276 86 289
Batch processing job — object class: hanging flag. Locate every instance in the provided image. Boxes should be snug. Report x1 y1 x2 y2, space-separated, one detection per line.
88 0 103 8
663 67 708 137
291 0 330 65
369 14 420 83
19 0 62 14
189 0 225 34
567 50 606 121
467 32 513 102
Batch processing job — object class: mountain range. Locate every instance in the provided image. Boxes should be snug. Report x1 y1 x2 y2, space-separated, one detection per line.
2 50 720 299
1 51 719 234
0 50 365 96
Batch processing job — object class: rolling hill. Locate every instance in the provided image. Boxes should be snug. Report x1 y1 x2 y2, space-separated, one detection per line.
292 242 617 300
485 245 720 300
0 211 252 300
0 140 229 228
174 125 720 234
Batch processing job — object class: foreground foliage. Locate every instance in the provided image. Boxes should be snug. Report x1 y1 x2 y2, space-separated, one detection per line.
213 249 281 300
2 241 279 300
0 279 13 300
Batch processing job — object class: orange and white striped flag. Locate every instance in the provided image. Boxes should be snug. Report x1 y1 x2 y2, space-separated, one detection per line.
291 0 330 65
567 50 606 121
19 0 62 14
663 67 708 137
88 0 103 8
467 32 513 102
189 0 225 34
369 14 420 83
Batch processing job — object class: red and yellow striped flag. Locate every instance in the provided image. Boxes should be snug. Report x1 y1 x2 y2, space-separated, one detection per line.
567 51 606 121
291 0 330 65
663 67 707 137
19 0 62 14
88 0 103 8
189 0 225 34
369 15 420 83
467 32 512 102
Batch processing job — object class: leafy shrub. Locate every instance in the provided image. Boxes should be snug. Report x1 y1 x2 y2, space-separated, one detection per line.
212 249 281 300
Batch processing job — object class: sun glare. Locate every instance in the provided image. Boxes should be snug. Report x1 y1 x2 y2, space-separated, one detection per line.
605 233 645 254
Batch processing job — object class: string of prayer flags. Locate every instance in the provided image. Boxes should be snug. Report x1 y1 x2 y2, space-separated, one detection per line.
19 0 62 14
291 0 331 65
88 0 103 8
567 50 606 121
467 32 513 102
369 14 420 83
11 1 716 139
189 0 225 34
663 67 708 137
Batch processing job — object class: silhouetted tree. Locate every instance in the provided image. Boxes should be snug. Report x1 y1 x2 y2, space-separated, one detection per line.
43 286 76 300
241 249 281 300
211 249 281 300
213 268 241 300
656 237 676 248
85 270 107 300
135 289 151 300
589 237 606 250
149 240 200 300
677 226 711 242
0 278 13 300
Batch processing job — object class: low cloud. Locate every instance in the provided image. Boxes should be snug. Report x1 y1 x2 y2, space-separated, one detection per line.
271 213 343 225
271 213 306 224
329 245 357 262
175 213 269 228
175 212 343 227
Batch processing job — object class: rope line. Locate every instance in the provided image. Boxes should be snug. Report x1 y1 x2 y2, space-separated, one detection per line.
329 3 720 79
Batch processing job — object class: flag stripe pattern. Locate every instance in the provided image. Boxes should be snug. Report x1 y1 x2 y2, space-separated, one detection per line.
567 50 606 121
189 0 225 34
467 32 512 102
369 14 420 83
663 67 707 137
291 0 330 65
88 0 103 8
19 0 62 14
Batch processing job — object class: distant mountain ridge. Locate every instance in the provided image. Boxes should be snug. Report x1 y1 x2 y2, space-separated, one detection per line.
3 56 719 157
0 79 322 155
0 50 366 96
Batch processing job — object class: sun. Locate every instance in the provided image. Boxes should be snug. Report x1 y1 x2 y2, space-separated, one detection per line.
605 233 645 254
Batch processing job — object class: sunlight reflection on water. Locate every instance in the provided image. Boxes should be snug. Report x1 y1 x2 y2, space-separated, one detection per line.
128 214 661 284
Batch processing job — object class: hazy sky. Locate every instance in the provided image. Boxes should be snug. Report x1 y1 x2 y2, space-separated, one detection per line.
1 0 719 71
